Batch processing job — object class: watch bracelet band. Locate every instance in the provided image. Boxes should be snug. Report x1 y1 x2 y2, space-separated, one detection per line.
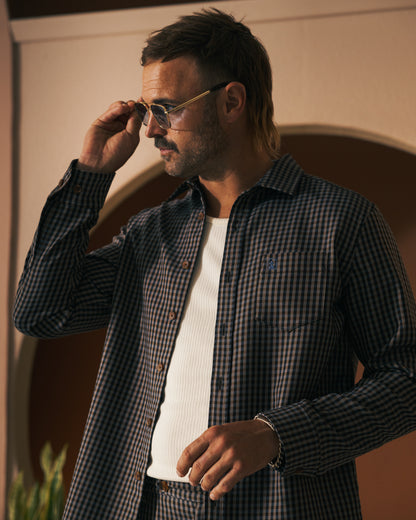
254 414 284 469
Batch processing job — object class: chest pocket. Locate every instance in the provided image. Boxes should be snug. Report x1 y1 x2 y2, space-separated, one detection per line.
254 251 329 331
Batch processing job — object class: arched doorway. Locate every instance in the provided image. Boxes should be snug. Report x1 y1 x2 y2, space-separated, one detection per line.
28 132 416 519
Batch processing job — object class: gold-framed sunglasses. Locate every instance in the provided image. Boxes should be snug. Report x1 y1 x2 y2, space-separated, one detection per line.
135 81 229 130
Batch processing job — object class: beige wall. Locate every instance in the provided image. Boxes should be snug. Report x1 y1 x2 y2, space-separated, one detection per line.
5 0 416 514
0 0 12 515
10 0 416 285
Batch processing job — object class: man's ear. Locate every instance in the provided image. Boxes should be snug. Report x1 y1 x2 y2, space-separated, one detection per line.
221 82 246 123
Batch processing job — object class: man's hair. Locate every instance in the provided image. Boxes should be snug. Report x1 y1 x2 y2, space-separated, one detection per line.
141 9 280 159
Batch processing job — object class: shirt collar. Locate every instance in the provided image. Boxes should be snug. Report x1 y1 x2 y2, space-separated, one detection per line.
255 154 304 196
168 153 304 201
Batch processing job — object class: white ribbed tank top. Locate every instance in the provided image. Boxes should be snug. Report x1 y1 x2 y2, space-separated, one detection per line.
147 216 229 482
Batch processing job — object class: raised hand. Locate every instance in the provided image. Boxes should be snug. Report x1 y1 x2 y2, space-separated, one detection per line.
78 100 142 174
176 419 280 501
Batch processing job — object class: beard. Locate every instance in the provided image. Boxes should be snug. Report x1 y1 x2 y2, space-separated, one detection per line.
155 102 228 180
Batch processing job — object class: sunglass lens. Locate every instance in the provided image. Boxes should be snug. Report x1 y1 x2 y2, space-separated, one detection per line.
151 105 169 129
135 103 148 125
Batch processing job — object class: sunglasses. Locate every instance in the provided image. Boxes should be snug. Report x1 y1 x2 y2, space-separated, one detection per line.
135 82 229 130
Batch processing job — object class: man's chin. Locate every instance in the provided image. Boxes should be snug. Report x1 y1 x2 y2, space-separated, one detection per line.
164 163 194 180
163 161 181 178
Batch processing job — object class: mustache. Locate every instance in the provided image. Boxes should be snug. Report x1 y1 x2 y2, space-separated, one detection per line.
154 137 179 153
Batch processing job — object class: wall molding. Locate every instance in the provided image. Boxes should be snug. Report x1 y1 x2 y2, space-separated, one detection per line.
11 0 416 43
281 123 416 156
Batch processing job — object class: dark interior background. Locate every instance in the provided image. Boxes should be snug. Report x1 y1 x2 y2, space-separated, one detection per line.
6 0 226 19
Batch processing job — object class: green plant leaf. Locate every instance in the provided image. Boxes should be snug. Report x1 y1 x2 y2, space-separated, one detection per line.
9 443 67 520
53 486 65 519
40 444 53 482
26 482 40 520
45 472 58 520
8 472 26 520
51 445 67 481
38 481 47 518
39 478 52 520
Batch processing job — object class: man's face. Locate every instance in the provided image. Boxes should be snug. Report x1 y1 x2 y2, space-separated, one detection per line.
141 56 228 179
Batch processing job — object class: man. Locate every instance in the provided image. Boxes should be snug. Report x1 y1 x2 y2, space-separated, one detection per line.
14 8 416 520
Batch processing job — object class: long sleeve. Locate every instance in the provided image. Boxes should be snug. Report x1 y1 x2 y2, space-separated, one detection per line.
13 160 120 338
260 205 416 477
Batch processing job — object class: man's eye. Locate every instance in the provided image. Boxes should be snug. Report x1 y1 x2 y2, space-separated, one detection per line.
163 104 176 112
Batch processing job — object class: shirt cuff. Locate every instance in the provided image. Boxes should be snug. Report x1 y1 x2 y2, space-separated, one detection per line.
50 159 116 209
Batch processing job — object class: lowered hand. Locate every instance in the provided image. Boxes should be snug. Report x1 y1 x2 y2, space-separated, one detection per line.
176 419 280 501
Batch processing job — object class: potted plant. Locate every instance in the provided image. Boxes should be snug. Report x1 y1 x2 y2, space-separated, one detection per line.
8 443 67 520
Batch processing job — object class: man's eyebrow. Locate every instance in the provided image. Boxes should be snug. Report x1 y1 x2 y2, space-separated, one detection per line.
147 97 178 105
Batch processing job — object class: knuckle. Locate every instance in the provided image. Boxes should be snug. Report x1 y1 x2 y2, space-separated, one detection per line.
193 459 203 473
228 446 238 459
233 459 244 474
216 437 227 451
219 480 234 494
182 446 192 459
201 476 213 491
208 425 221 437
189 474 199 486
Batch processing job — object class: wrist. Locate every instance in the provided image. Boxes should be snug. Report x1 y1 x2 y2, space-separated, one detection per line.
77 157 108 174
254 415 284 470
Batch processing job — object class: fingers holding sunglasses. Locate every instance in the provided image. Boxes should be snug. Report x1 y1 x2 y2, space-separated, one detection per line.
123 100 143 136
93 101 132 127
98 101 142 132
79 100 142 175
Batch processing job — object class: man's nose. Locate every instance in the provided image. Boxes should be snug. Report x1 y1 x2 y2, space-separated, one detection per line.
145 112 167 138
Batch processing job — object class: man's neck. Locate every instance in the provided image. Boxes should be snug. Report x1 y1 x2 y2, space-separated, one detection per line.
199 152 274 218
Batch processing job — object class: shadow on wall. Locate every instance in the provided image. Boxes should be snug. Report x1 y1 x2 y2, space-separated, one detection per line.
23 132 416 520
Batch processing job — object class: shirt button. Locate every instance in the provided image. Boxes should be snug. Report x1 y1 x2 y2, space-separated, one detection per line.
182 260 190 270
156 362 164 372
159 480 170 492
146 418 153 427
134 470 142 481
168 311 177 321
198 211 205 221
73 184 82 194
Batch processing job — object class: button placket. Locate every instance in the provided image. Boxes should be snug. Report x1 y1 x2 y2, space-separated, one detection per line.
209 204 248 428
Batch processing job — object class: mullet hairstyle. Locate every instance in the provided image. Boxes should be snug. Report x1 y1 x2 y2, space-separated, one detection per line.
141 9 280 159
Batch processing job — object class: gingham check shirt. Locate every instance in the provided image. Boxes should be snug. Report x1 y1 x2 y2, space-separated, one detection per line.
14 154 416 519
